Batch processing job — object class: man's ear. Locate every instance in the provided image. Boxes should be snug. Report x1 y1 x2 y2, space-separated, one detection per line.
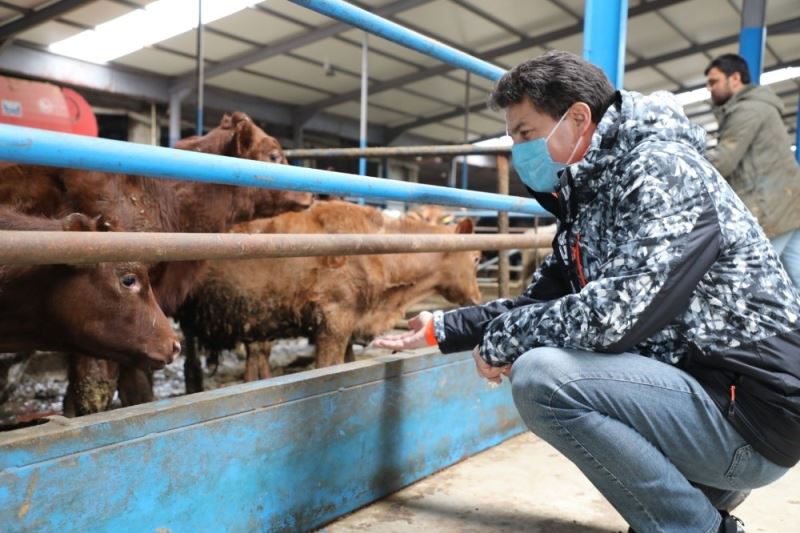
570 102 593 132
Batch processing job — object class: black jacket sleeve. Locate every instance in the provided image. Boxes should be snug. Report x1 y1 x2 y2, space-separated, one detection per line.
437 253 569 353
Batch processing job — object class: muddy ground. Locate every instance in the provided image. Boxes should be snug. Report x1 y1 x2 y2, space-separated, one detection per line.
0 336 396 429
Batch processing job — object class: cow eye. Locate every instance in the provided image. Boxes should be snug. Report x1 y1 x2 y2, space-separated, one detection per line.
120 274 139 290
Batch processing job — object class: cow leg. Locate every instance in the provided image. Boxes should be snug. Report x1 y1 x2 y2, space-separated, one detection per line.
344 338 356 363
117 366 154 406
63 354 119 417
244 344 258 382
244 342 272 381
315 314 354 367
184 334 204 394
257 342 272 379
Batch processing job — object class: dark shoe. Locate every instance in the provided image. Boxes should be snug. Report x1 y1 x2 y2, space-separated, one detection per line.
627 511 745 533
719 511 745 532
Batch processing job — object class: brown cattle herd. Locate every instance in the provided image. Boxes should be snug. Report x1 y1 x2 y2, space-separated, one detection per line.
0 112 483 422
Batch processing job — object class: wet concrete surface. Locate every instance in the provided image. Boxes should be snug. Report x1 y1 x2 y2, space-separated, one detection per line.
322 432 800 532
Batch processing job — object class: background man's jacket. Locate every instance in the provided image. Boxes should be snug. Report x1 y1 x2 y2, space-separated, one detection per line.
707 84 800 238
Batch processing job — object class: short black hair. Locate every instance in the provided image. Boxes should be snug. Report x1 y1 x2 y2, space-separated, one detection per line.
489 50 616 124
704 54 751 84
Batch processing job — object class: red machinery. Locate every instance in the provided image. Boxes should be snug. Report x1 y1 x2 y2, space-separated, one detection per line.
0 75 97 136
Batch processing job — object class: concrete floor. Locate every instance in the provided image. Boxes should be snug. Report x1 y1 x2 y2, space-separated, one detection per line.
323 433 800 532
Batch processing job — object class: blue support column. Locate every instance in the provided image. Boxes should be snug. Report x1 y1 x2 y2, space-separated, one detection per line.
583 0 628 89
795 99 799 163
739 0 766 85
359 31 368 178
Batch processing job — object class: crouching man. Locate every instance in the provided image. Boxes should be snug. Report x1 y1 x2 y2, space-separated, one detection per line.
375 50 800 533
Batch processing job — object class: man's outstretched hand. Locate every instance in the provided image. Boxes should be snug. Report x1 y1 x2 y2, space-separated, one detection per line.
371 311 433 350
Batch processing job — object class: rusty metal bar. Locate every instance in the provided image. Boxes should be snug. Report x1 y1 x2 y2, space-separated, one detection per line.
284 144 511 159
496 155 510 298
0 231 551 266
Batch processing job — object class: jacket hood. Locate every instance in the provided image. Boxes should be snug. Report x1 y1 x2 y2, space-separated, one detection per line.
564 90 707 198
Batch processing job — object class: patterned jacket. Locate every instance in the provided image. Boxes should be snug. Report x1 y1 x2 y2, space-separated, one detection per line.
434 90 800 467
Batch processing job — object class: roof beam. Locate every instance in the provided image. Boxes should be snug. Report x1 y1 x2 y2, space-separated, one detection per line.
0 42 446 147
386 100 493 140
0 0 93 40
627 16 800 71
0 41 169 101
169 0 431 93
296 0 689 119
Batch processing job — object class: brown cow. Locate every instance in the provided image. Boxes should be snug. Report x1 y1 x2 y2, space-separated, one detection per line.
0 207 180 369
0 112 313 414
177 201 482 391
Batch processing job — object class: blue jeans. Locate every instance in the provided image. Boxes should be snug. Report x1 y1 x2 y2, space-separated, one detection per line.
510 347 789 533
771 229 800 289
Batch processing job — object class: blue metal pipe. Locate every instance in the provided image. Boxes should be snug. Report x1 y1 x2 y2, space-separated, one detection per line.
795 99 799 163
0 124 547 215
739 0 766 85
289 0 505 81
583 0 628 89
739 28 765 84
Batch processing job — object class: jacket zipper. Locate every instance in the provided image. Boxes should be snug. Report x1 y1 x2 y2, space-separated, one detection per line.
728 376 741 418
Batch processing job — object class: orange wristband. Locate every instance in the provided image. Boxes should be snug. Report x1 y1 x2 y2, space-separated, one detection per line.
424 319 438 346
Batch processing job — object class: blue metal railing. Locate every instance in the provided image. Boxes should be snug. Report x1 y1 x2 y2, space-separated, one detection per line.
0 124 546 215
289 0 506 82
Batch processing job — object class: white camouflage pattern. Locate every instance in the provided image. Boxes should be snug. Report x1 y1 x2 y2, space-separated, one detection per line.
481 90 800 366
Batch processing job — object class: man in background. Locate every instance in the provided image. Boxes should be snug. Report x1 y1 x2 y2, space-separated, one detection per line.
705 53 800 288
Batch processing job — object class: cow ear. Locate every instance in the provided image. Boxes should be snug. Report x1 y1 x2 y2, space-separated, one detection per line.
321 255 346 269
234 119 255 157
455 218 474 234
219 113 233 128
61 212 94 232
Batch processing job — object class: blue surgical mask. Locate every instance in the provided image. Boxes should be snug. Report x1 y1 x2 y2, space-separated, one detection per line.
511 111 573 193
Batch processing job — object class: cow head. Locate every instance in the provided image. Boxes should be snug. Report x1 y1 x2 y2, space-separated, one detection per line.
47 214 181 370
435 218 482 306
175 112 313 216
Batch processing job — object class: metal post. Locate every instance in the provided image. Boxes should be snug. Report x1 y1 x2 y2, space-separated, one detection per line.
168 91 185 147
739 0 766 85
496 155 510 298
150 102 157 146
196 0 205 135
461 71 470 190
448 157 457 188
359 31 368 177
583 0 628 88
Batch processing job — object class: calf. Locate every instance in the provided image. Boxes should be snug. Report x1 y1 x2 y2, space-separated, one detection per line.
0 113 312 413
177 201 482 390
0 207 180 370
